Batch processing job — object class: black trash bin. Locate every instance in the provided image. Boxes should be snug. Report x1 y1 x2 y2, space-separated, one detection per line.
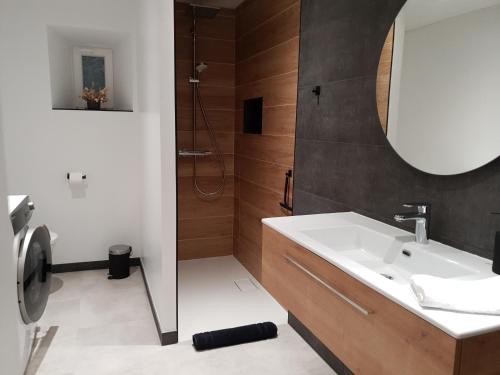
108 244 132 279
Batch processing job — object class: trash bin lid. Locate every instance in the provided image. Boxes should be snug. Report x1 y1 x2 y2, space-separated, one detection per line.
109 244 132 255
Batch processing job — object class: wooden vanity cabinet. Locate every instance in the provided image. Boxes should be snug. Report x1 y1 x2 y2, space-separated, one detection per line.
262 226 500 375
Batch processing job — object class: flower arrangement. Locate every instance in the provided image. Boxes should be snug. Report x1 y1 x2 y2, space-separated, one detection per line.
80 87 108 110
81 87 108 103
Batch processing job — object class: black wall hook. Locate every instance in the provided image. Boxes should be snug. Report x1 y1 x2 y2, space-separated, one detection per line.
312 85 321 104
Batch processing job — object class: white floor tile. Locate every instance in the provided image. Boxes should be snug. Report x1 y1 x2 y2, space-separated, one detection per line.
78 288 151 329
178 256 288 341
77 319 158 346
123 325 335 375
28 261 335 375
38 298 81 328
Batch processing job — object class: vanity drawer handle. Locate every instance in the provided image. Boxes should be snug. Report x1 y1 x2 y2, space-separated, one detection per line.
284 255 373 316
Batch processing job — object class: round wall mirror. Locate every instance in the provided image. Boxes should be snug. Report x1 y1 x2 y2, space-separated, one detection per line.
376 0 500 175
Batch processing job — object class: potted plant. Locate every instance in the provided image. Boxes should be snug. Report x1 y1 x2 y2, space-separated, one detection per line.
80 87 108 110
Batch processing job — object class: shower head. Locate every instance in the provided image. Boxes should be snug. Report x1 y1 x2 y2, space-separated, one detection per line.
190 4 220 18
196 62 208 73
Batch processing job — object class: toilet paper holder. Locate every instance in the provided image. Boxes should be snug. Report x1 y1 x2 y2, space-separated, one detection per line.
66 173 87 180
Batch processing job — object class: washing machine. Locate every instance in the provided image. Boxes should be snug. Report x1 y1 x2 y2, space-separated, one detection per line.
8 195 52 371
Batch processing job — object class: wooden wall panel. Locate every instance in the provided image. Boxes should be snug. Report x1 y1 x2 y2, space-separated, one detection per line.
177 176 234 220
178 216 233 240
176 107 235 132
235 133 295 166
236 38 299 85
176 7 235 40
176 61 235 88
236 72 298 109
176 83 235 110
177 130 234 154
236 0 297 38
175 2 235 260
238 200 265 248
236 234 262 279
178 236 233 260
233 175 240 257
239 179 285 218
177 175 235 196
236 2 301 62
177 155 234 177
176 37 235 64
237 156 290 194
234 0 300 280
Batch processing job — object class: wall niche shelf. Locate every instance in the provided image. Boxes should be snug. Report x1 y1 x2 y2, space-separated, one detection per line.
47 25 134 112
52 108 133 113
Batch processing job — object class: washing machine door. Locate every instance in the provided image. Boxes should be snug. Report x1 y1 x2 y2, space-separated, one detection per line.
18 225 52 324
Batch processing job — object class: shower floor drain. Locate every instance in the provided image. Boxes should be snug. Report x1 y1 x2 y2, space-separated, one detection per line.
234 278 258 292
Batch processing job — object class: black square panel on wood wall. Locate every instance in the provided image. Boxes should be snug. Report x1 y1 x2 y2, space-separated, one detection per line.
243 97 263 134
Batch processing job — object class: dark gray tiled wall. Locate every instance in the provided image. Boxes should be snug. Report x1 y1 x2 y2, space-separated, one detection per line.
294 0 500 259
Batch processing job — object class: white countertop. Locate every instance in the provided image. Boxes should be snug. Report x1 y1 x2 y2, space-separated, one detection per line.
262 212 499 339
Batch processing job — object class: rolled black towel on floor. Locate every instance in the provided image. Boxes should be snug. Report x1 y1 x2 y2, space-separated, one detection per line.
192 322 278 351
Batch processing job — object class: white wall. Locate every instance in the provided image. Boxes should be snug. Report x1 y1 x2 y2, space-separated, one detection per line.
47 27 75 110
388 5 500 175
138 0 178 335
0 83 22 375
0 0 142 264
159 0 178 335
0 0 177 339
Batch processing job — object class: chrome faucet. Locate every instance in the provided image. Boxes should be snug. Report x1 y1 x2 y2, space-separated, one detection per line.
394 203 431 244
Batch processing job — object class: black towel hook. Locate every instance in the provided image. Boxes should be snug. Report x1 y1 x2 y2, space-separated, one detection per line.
312 85 321 104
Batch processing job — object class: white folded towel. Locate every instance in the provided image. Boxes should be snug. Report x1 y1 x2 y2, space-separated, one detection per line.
410 274 500 315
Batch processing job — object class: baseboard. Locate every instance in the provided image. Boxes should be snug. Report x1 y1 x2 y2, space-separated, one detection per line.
52 257 141 273
161 331 179 346
138 260 178 346
288 312 353 375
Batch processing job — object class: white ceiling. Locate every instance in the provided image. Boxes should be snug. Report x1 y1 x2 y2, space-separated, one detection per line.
402 0 500 30
176 0 246 9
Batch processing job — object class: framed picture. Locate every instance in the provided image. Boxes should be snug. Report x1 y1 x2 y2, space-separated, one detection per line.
73 47 114 109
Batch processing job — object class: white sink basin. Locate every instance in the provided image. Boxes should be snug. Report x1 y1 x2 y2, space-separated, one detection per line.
262 212 497 339
300 226 397 259
301 225 479 284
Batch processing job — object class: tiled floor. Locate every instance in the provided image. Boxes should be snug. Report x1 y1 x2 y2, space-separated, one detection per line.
27 261 335 375
178 256 288 341
28 267 158 375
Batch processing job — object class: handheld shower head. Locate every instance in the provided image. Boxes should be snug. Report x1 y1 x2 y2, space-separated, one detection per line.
196 62 208 73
